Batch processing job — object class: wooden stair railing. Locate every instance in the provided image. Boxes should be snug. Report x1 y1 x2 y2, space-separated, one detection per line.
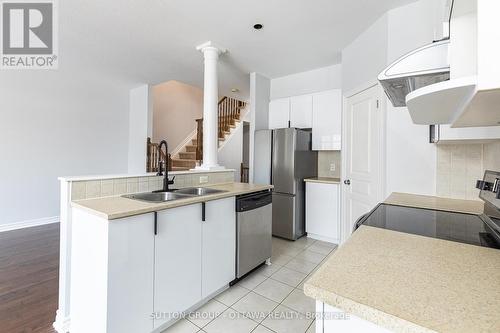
146 137 172 172
195 97 245 163
240 163 249 183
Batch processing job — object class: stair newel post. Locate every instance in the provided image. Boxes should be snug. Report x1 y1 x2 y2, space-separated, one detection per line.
146 137 152 172
229 99 232 126
218 102 222 139
223 99 227 136
232 99 235 123
226 99 229 130
195 118 203 162
222 100 224 136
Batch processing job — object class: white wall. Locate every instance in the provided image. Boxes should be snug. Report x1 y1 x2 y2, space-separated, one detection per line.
249 73 271 182
251 73 271 131
384 0 442 196
0 69 130 226
128 85 152 174
152 81 203 150
342 15 388 93
218 124 244 181
342 0 441 197
270 64 342 99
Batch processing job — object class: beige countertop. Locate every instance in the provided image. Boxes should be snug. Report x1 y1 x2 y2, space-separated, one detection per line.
304 177 341 184
385 192 484 215
72 182 273 220
304 225 500 333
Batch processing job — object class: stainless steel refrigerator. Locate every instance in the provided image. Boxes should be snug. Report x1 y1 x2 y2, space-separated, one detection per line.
254 128 317 240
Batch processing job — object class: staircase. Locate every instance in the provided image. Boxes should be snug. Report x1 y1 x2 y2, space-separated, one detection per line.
171 138 199 171
170 97 246 171
146 138 172 172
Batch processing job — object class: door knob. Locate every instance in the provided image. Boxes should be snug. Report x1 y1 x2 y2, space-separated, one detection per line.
344 179 351 185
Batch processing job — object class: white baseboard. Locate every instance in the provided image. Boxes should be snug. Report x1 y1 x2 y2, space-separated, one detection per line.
306 232 339 245
0 216 59 233
53 310 71 333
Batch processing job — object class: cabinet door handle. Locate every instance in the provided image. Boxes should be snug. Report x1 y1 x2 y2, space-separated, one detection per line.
154 212 158 235
201 202 206 222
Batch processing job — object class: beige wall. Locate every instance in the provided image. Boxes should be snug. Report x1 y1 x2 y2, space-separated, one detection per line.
317 151 341 178
436 141 500 200
153 81 203 150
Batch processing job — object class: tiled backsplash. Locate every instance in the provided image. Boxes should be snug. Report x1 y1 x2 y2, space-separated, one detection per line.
436 141 500 200
71 171 235 200
317 151 341 178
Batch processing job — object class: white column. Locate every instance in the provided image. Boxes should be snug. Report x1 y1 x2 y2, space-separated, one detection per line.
195 41 226 170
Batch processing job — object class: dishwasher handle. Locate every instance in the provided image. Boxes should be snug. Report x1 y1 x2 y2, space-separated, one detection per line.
236 192 272 212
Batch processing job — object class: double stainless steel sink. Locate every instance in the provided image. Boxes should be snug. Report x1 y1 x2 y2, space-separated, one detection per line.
122 187 227 203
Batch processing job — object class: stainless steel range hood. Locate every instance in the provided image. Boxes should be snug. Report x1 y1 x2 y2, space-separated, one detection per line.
378 39 450 107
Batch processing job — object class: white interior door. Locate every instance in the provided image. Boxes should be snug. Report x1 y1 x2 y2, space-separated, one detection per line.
342 85 384 242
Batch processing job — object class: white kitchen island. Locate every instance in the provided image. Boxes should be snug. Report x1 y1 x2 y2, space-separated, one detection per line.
68 182 272 333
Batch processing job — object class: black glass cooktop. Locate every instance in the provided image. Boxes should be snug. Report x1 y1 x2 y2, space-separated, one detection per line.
357 204 500 249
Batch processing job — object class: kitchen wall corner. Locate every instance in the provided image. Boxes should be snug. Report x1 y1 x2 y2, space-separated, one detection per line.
317 151 341 178
436 141 500 201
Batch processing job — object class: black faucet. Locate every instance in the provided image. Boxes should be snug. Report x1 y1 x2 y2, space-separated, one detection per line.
157 140 175 192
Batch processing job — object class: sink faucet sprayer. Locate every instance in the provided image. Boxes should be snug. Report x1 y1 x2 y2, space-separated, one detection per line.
157 140 175 192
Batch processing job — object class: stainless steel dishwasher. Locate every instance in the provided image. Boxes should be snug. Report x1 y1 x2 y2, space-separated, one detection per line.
236 191 272 279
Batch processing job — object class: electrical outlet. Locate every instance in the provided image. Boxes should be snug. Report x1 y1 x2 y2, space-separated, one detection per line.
199 176 209 184
330 163 336 172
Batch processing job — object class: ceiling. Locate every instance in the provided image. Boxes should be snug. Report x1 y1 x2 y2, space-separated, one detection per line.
62 0 417 99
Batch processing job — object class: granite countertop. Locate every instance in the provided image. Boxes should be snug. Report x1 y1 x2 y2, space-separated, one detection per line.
304 177 341 184
72 182 273 220
385 192 484 215
304 225 500 333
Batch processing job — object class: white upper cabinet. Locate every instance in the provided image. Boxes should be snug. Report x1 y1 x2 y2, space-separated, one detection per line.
312 90 342 150
269 90 343 150
269 98 290 129
290 95 313 128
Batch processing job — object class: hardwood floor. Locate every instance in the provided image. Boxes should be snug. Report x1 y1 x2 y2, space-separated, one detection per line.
0 223 59 333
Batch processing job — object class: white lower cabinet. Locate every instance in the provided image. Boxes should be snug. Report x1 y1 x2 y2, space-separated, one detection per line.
202 197 236 298
70 210 155 333
305 182 340 243
154 203 202 329
70 197 237 333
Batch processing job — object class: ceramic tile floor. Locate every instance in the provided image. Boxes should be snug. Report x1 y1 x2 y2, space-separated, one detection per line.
162 236 337 333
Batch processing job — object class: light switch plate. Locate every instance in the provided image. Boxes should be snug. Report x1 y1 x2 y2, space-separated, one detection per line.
330 163 336 172
199 176 209 184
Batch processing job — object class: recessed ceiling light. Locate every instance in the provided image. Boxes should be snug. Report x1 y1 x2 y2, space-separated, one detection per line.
231 88 240 93
253 23 263 30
